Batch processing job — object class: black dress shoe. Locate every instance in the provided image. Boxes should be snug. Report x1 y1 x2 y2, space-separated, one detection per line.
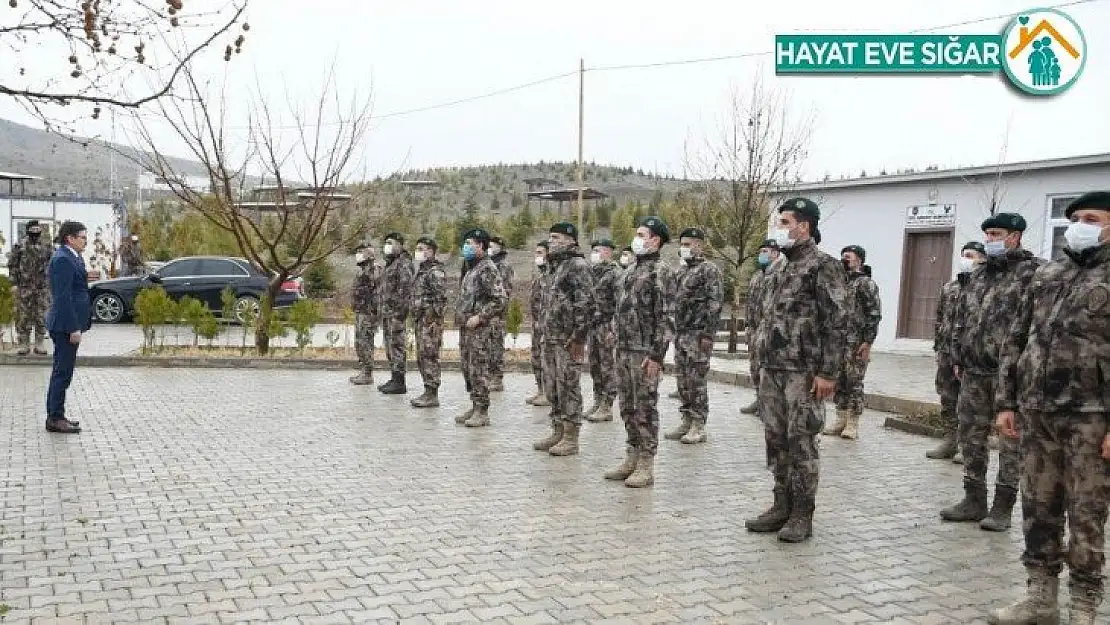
46 418 81 434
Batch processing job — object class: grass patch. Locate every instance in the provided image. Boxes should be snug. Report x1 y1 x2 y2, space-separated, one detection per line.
133 345 532 362
895 408 945 430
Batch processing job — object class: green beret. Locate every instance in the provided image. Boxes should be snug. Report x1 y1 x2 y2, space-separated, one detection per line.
777 197 821 222
678 227 706 241
462 228 490 244
384 232 405 245
1065 191 1110 218
550 221 578 240
760 238 779 250
841 245 866 261
980 212 1027 233
416 236 438 251
536 241 549 250
638 216 670 244
962 241 986 255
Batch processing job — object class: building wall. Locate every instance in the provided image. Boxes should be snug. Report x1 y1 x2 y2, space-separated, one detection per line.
1 197 121 276
776 162 1110 349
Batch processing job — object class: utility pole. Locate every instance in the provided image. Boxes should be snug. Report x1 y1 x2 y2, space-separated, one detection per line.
576 58 585 237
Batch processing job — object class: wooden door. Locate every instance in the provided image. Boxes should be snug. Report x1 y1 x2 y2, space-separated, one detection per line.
897 230 953 339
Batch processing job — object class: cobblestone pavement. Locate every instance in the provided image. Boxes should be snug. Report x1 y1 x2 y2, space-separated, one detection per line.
4 366 1094 625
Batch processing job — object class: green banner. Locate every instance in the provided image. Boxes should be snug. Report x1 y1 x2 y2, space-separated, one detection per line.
775 34 1004 73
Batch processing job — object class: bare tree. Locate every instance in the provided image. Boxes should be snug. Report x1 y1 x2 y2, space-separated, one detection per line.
682 75 813 352
126 65 376 354
2 0 248 127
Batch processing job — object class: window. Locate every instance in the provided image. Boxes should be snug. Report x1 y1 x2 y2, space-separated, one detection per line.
1046 194 1082 260
199 259 248 276
158 259 201 278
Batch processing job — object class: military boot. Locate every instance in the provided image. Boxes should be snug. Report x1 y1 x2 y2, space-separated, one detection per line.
739 400 759 415
604 447 638 481
680 421 707 444
745 488 792 533
664 415 692 441
464 406 490 427
926 434 958 459
533 422 565 451
455 404 476 425
1067 585 1100 625
940 478 989 522
410 387 439 408
489 376 504 392
348 370 374 385
952 450 964 464
548 422 580 456
586 398 613 423
377 372 407 394
778 496 815 543
624 452 655 488
525 385 544 405
667 389 680 399
32 338 47 355
15 344 30 356
823 409 849 436
986 570 1059 625
980 485 1017 532
840 411 860 440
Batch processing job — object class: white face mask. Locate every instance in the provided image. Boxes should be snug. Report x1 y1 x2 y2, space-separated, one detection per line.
957 257 976 273
489 244 502 255
1064 221 1106 253
589 251 601 264
631 237 649 256
414 250 426 263
131 235 139 242
355 252 367 264
619 254 632 267
773 228 795 249
678 247 693 260
534 256 545 267
383 243 395 256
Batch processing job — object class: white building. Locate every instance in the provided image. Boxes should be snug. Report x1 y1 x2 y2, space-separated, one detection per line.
775 152 1110 351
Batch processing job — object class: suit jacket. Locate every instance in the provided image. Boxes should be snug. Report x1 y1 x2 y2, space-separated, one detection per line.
46 247 92 334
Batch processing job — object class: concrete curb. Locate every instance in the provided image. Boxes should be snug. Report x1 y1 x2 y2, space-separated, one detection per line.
883 417 943 438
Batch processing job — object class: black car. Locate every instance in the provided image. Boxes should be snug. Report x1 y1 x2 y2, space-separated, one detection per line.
89 256 301 323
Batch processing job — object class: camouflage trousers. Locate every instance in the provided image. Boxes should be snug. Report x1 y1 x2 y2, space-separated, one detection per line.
16 287 48 346
354 313 378 373
488 317 506 379
833 348 870 414
460 325 495 409
1019 410 1109 593
531 326 545 388
675 332 712 424
587 322 616 402
381 316 407 376
934 354 960 439
543 341 584 425
958 372 1019 489
415 315 443 390
616 349 662 455
760 369 823 506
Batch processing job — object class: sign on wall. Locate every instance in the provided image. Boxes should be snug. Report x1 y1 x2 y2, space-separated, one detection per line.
906 204 956 229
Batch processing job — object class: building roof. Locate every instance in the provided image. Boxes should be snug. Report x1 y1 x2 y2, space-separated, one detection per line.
0 171 42 181
526 187 608 201
786 152 1110 193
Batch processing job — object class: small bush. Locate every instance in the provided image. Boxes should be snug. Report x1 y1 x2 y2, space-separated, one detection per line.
0 275 14 347
506 298 524 341
286 298 322 352
303 261 337 298
133 286 175 353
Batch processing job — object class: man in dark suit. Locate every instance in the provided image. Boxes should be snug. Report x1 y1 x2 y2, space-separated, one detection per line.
44 221 91 434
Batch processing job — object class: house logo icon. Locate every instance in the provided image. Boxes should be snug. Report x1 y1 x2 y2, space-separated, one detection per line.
1001 8 1087 95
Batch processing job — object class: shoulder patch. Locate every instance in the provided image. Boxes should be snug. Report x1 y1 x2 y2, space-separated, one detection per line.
1088 284 1109 313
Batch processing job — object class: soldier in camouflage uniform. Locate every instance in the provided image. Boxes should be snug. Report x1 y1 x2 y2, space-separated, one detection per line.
986 192 1110 625
664 228 723 444
745 198 848 543
526 242 551 407
741 239 785 417
488 236 514 392
604 216 676 488
118 232 144 277
410 237 447 408
943 212 1043 532
377 233 415 395
532 223 593 456
822 245 882 441
618 246 634 270
926 241 986 461
12 220 54 355
349 244 381 385
454 228 508 427
584 238 619 423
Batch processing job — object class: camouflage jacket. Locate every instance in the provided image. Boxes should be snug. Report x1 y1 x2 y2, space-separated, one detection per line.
351 262 381 316
455 256 507 327
950 248 1042 375
997 243 1110 414
379 250 416 319
412 259 447 322
119 240 143 272
844 270 882 347
529 266 550 331
492 252 515 299
12 237 53 289
615 251 676 363
590 260 620 327
541 248 594 345
675 257 723 338
745 256 786 341
933 275 966 357
753 239 849 378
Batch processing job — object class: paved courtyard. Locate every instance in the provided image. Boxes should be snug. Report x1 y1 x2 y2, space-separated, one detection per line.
1 366 1092 625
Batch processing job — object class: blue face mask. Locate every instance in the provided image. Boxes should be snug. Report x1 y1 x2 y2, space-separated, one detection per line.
984 240 1006 257
757 252 771 267
461 243 477 260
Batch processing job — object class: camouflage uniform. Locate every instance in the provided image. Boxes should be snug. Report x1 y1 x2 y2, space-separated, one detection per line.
527 263 551 404
12 236 54 352
671 255 723 439
455 256 508 417
412 258 447 395
744 255 786 414
927 276 965 458
747 237 848 541
118 238 144 277
379 249 415 386
350 256 381 383
539 247 593 423
945 247 1042 528
489 252 515 389
989 236 1110 625
826 265 881 438
586 259 619 415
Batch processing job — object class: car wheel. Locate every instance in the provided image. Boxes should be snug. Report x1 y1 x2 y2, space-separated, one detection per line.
233 295 261 324
92 292 125 323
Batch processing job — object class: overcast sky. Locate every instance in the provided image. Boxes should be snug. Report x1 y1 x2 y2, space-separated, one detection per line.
2 0 1108 180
